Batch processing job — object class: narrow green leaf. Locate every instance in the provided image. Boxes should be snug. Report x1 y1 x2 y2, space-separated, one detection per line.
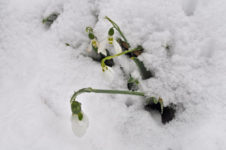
42 13 59 26
131 57 153 80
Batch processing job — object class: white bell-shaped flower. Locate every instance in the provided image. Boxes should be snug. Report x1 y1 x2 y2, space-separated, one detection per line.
108 35 122 54
96 35 122 56
97 39 107 56
113 39 122 54
86 42 92 52
71 113 89 137
87 39 99 53
102 66 115 82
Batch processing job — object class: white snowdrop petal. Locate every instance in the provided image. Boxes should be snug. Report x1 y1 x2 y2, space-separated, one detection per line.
113 40 122 54
71 113 89 137
98 40 107 56
102 66 115 82
86 42 92 52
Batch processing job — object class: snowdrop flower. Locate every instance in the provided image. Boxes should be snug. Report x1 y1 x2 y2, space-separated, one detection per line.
97 39 107 56
97 28 122 56
86 27 100 53
106 35 122 54
101 58 116 82
108 27 122 54
71 113 89 137
102 66 115 82
112 37 123 54
91 39 98 49
86 36 99 52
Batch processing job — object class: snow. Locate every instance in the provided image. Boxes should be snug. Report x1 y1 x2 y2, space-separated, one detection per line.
1 0 226 149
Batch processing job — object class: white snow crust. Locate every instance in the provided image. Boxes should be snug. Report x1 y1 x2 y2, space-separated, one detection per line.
0 0 226 149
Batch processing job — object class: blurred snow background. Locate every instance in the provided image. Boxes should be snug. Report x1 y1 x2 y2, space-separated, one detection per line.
0 0 226 149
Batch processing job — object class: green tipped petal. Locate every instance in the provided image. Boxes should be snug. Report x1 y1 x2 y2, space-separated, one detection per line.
78 112 83 120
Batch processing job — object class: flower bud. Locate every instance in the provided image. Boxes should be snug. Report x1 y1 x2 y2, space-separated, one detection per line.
71 113 89 137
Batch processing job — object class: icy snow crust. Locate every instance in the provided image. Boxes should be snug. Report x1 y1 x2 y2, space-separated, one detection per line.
0 0 226 149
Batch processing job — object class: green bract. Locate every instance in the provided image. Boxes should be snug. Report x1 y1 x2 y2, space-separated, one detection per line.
71 101 82 115
88 33 95 40
108 27 114 36
127 76 139 91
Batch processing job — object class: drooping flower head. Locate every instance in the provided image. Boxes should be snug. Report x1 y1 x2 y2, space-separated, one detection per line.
71 113 89 137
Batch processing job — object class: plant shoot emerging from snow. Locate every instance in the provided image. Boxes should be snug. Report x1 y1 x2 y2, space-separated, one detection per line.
70 87 164 120
42 13 59 27
69 16 176 137
101 47 143 72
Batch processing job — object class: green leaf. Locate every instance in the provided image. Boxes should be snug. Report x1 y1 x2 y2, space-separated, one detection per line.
146 97 157 104
71 101 82 115
152 97 158 104
145 97 164 114
131 57 153 80
128 76 139 84
127 76 139 91
42 13 59 26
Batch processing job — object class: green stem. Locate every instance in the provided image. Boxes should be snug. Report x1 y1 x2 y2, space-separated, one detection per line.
70 87 145 103
105 16 130 47
101 47 142 71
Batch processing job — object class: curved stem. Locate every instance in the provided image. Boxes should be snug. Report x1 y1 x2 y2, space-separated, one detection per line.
70 87 145 103
101 47 142 71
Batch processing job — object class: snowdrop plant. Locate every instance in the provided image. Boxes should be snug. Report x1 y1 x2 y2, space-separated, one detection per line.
85 27 115 67
70 87 177 126
105 16 153 80
70 92 89 137
86 27 100 54
70 87 164 120
101 47 143 72
105 16 130 47
71 112 89 137
68 17 177 136
98 27 123 55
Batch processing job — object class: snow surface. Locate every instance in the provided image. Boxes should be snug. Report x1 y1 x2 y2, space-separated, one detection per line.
1 0 226 149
